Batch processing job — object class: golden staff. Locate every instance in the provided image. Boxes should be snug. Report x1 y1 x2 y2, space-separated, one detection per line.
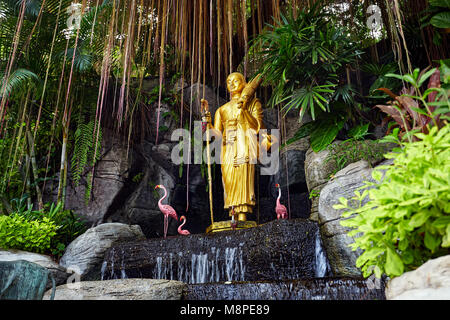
201 99 214 225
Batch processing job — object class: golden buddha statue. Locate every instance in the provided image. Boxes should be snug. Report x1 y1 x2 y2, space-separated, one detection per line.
202 72 273 223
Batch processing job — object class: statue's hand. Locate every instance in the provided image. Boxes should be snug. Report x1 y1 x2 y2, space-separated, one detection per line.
202 111 212 124
201 99 209 113
237 96 248 110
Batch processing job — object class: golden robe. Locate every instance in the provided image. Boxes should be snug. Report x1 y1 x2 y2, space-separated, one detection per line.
213 96 263 215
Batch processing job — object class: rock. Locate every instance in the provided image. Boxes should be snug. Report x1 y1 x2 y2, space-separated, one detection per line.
102 219 325 283
317 159 394 276
303 140 342 223
43 279 186 300
0 260 54 300
44 131 130 227
305 140 395 193
106 140 180 238
262 107 278 129
386 255 450 300
148 103 179 144
0 249 70 290
305 140 394 223
317 160 374 276
59 223 145 280
269 131 310 203
304 141 342 193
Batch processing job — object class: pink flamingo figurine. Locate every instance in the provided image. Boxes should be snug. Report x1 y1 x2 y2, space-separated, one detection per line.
275 184 288 220
178 216 191 235
155 184 178 238
230 206 237 230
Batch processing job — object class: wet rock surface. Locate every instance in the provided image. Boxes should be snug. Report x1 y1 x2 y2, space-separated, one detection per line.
43 278 186 300
185 278 385 300
318 159 394 277
102 219 328 283
0 260 53 300
60 223 145 280
0 249 69 291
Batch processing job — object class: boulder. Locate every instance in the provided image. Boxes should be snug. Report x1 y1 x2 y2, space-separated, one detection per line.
0 249 70 290
262 107 278 130
305 140 395 222
305 140 348 224
386 255 450 300
59 223 145 280
43 279 186 300
318 160 384 276
0 260 54 300
304 141 342 193
44 131 130 227
106 140 181 238
148 103 180 144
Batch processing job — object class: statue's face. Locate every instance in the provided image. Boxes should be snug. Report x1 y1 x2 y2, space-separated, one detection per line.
227 74 245 95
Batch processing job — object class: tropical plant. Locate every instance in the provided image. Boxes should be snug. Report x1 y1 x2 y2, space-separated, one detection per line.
71 118 102 191
0 214 58 254
361 62 402 99
2 200 87 257
334 124 450 278
252 3 363 122
422 0 450 30
374 62 450 142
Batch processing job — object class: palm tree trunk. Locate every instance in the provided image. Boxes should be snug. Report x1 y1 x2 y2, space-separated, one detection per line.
57 122 69 208
26 130 44 210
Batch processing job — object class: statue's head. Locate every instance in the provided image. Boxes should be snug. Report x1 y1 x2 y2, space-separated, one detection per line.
226 72 246 95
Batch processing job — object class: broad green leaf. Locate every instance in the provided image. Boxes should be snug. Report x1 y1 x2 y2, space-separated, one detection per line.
429 0 450 8
310 118 345 152
432 216 450 228
424 230 441 251
283 122 315 147
431 12 450 29
385 247 404 276
409 210 431 228
371 169 383 182
418 68 437 87
442 225 450 247
348 123 369 140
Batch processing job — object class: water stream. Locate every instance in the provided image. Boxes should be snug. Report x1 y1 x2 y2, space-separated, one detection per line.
100 219 383 299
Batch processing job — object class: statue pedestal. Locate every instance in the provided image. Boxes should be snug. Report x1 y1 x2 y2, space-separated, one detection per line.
206 220 258 233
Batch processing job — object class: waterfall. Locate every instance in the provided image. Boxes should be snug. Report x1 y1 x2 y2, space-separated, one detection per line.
100 260 107 280
314 229 331 277
148 246 245 284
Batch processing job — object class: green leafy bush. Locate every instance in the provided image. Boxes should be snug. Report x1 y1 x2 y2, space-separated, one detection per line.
0 215 58 254
252 4 362 121
0 201 87 257
334 124 450 278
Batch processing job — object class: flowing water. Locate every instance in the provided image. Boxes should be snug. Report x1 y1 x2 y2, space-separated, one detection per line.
100 219 383 299
185 278 385 300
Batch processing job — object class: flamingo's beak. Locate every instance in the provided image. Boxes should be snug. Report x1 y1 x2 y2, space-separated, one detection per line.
155 185 160 190
275 184 280 188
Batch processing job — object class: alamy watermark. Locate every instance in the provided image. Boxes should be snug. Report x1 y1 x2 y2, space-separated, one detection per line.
366 4 383 33
66 3 83 31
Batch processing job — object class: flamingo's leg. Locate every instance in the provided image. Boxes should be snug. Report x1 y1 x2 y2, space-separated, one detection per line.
164 215 168 239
